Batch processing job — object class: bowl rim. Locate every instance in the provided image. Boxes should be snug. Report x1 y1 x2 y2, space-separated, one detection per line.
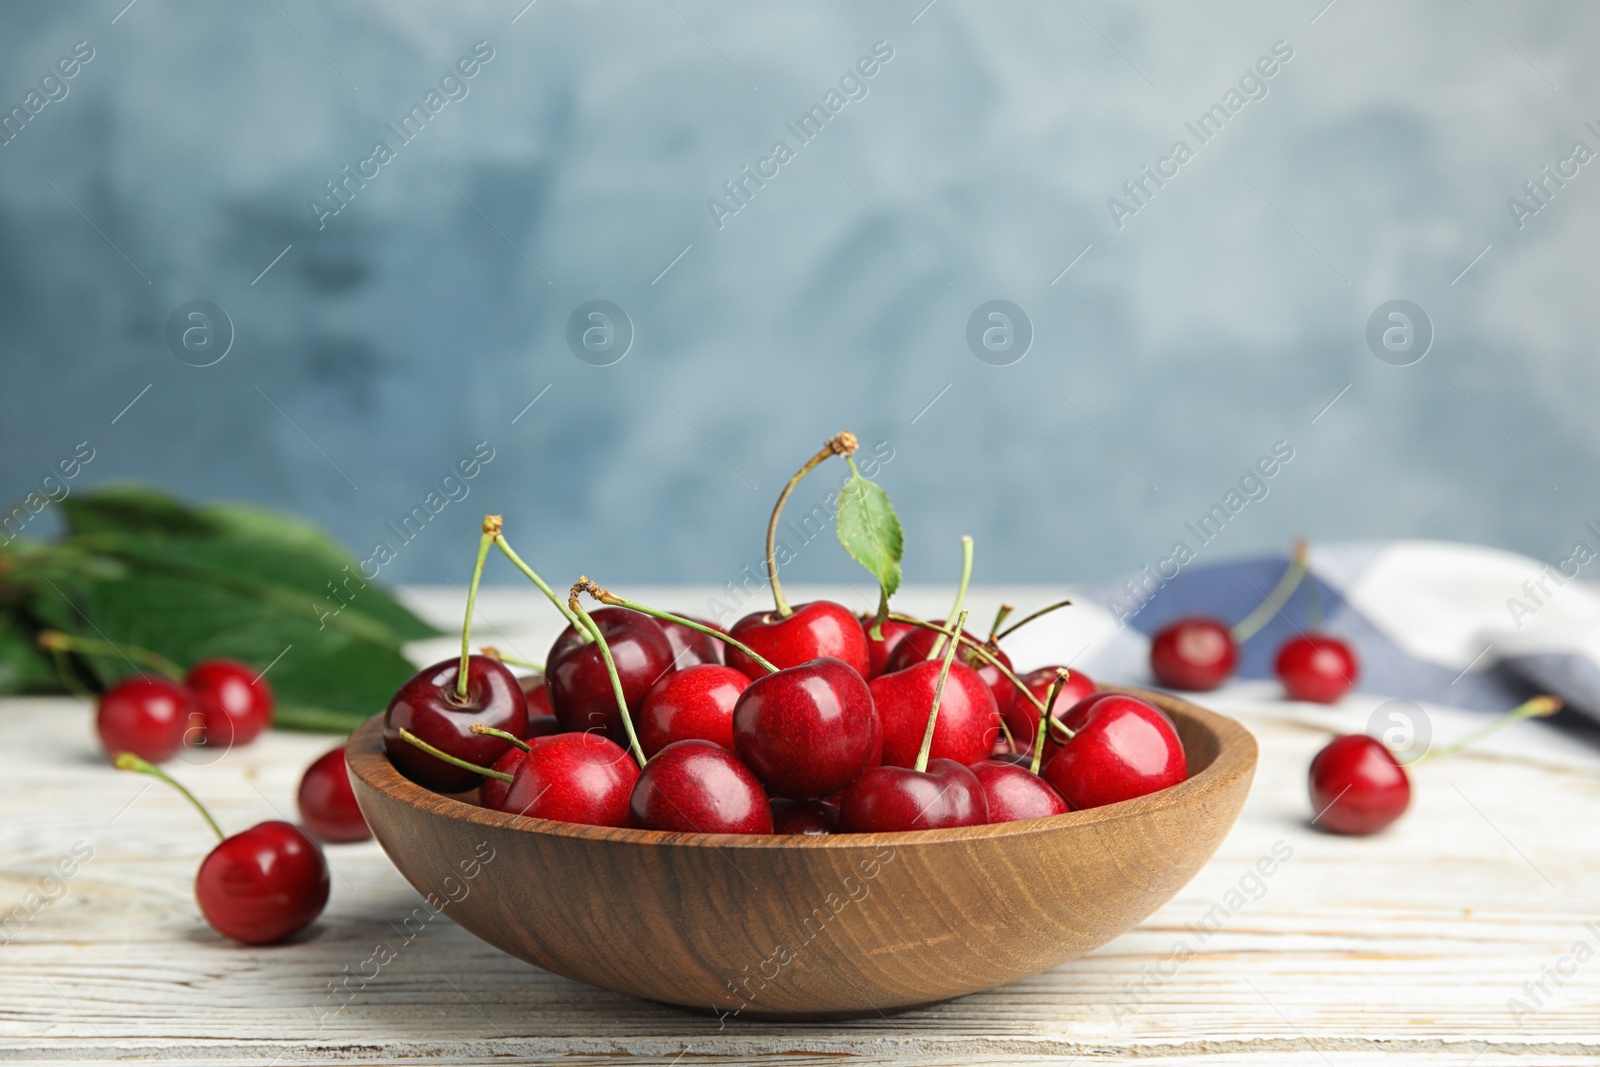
346 684 1257 850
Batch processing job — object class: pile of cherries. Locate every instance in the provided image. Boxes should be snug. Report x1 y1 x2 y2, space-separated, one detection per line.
383 448 1191 835
1147 541 1362 705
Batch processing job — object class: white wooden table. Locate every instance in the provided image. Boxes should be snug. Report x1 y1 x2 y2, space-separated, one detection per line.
4 587 1598 1065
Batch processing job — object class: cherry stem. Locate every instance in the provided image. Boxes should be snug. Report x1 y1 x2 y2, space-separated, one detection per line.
915 610 968 774
398 728 514 782
1230 539 1310 643
1300 539 1325 632
1031 669 1070 776
889 612 1048 717
1412 696 1561 765
577 579 780 674
567 584 649 769
927 536 974 661
112 753 225 842
479 647 544 673
765 431 858 619
37 630 184 681
987 604 1015 644
469 723 531 752
493 531 582 630
992 598 1076 642
457 518 499 701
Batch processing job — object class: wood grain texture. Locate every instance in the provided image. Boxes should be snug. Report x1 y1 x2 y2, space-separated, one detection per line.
345 687 1255 1017
3 586 1599 1064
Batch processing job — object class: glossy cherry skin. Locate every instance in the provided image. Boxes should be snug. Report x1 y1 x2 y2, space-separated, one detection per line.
732 656 877 800
870 661 999 768
770 798 839 835
1043 694 1187 810
1150 616 1237 691
1308 734 1410 834
658 613 725 667
639 664 750 757
724 601 871 679
969 760 1070 823
1276 635 1360 704
96 676 196 763
546 609 675 743
519 674 553 716
383 656 528 793
296 747 370 843
885 624 1017 715
999 666 1096 757
480 746 527 812
497 732 639 827
839 759 989 832
629 739 773 834
185 659 273 749
860 615 916 679
195 820 329 945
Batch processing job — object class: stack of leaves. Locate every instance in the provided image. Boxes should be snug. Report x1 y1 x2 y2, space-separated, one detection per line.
0 486 436 732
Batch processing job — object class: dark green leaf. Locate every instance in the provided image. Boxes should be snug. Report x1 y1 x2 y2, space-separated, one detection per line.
0 610 60 694
836 458 903 628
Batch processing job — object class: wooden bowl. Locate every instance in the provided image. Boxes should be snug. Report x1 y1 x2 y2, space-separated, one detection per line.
346 686 1256 1019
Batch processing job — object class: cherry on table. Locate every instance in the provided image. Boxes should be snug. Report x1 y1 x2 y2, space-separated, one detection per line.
296 746 371 843
639 664 750 757
969 759 1070 823
1149 616 1237 691
725 601 871 679
114 754 329 945
382 655 528 793
186 658 273 749
546 608 674 743
732 656 877 800
629 739 772 834
871 659 997 768
96 676 196 763
1308 734 1410 834
1043 693 1187 809
1276 634 1360 704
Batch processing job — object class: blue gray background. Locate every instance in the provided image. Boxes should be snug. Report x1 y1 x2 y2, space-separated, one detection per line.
2 0 1595 589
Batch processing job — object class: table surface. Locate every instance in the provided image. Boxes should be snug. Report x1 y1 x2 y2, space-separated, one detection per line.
4 587 1599 1065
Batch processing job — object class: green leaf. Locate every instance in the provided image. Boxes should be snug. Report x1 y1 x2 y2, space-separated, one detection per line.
836 457 903 629
0 610 60 694
60 484 212 537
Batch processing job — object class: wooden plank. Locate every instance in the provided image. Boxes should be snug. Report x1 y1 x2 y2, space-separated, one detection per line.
3 587 1598 1064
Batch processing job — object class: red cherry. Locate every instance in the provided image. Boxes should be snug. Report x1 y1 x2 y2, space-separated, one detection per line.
870 661 998 768
639 664 750 757
1276 634 1360 703
657 613 726 667
519 674 554 716
885 624 1016 714
732 657 877 800
724 601 871 679
999 666 1095 757
969 760 1070 823
546 608 675 743
185 658 273 749
1043 694 1186 809
770 798 839 835
839 758 989 831
480 746 527 811
296 746 371 843
1150 616 1237 691
96 677 195 763
860 615 916 679
196 820 329 944
382 656 528 793
629 739 772 833
497 732 639 827
1308 734 1410 834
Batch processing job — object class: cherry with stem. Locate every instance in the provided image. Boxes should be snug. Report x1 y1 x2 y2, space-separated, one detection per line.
764 431 858 619
455 518 499 702
1030 669 1070 776
888 613 1054 723
567 582 650 769
912 610 968 772
576 579 779 674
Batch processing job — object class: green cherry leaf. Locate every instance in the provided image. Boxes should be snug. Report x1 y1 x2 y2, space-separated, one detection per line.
836 456 903 632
